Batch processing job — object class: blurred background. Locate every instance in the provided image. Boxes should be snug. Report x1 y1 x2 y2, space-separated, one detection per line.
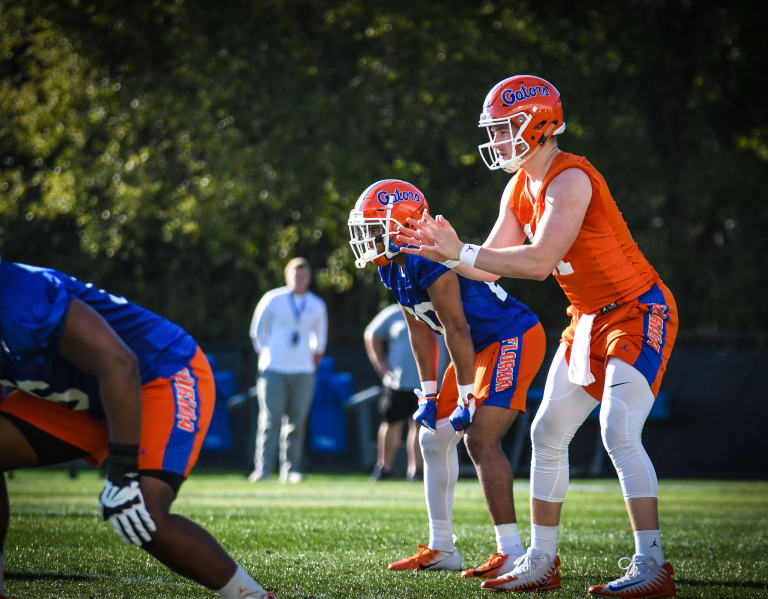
2 0 766 479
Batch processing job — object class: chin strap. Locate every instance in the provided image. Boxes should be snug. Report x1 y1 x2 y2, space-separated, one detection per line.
384 194 403 259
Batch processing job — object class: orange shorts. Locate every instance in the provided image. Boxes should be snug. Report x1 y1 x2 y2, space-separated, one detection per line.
436 322 546 420
562 282 678 400
0 346 215 478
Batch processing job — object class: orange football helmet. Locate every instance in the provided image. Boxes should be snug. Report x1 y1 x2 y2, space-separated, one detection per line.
478 74 566 172
348 179 428 268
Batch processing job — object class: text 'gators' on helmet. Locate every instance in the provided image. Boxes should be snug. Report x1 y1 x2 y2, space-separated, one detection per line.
348 179 429 268
478 74 566 172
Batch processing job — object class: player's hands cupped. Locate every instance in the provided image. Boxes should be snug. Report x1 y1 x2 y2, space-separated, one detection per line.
396 213 464 263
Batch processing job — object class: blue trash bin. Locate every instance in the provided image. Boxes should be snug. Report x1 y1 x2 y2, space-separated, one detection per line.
203 368 235 452
309 358 353 455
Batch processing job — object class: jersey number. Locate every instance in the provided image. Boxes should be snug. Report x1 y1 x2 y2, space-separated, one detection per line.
402 302 443 334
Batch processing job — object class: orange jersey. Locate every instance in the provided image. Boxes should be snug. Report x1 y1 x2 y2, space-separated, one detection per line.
507 152 659 313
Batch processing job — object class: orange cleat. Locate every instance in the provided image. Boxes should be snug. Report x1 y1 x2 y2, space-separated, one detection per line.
388 544 462 571
461 552 518 578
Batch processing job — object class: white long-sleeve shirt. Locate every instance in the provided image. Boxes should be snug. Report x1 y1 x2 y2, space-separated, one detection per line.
249 286 327 374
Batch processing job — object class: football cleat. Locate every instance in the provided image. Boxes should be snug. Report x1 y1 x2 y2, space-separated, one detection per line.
388 544 462 571
588 554 676 598
461 552 518 578
480 547 560 592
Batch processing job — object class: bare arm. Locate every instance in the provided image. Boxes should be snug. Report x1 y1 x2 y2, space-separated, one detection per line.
58 299 142 445
401 306 439 383
425 271 475 387
399 168 592 281
363 332 390 379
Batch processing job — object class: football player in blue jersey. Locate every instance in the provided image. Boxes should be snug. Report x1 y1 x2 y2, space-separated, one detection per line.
0 262 276 599
349 180 546 583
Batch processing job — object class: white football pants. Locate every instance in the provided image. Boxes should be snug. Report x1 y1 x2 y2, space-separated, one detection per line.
531 343 658 502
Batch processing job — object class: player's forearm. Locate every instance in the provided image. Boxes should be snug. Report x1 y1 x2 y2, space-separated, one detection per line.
364 336 389 377
470 244 554 281
442 322 475 386
409 333 438 382
99 357 143 445
452 263 500 282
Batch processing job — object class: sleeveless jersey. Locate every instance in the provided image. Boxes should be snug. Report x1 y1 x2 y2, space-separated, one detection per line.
507 152 659 313
379 255 539 352
0 262 197 420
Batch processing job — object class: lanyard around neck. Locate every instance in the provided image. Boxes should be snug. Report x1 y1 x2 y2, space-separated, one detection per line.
288 292 307 323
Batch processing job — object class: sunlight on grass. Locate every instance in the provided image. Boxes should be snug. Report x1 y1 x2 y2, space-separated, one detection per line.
5 471 768 598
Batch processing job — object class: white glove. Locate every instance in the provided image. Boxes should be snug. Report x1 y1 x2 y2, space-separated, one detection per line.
99 478 157 546
98 444 156 546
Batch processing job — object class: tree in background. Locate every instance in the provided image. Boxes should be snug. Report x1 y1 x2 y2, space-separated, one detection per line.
1 0 765 344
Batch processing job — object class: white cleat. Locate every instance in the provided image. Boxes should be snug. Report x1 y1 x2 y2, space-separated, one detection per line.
481 547 561 592
588 554 676 598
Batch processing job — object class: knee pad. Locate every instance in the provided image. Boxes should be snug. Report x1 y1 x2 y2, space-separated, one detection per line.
420 419 460 460
600 358 658 499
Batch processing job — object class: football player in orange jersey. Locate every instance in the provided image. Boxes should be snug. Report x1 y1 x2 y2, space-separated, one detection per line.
397 75 678 598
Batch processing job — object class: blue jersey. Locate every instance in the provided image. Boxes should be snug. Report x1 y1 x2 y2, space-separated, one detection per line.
379 255 539 352
0 262 197 420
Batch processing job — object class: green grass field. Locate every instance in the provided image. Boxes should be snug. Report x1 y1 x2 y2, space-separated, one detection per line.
4 471 767 598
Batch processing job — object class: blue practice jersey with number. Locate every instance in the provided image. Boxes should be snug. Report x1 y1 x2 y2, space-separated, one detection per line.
0 262 197 420
379 255 538 352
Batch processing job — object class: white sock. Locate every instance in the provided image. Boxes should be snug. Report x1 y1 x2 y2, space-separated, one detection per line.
429 518 455 552
494 523 524 557
216 565 266 599
634 529 664 564
530 523 559 560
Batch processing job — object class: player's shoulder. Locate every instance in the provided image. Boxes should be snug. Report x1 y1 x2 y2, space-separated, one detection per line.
0 262 72 351
546 154 593 201
405 253 444 274
0 262 66 303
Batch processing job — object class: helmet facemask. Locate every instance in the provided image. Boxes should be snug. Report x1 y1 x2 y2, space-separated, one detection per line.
348 200 406 268
478 111 534 173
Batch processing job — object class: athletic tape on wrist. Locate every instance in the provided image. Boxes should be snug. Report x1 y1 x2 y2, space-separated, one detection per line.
458 383 475 404
420 380 437 396
459 243 481 268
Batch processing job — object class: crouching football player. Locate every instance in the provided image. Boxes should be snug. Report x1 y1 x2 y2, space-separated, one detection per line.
0 261 277 599
349 179 545 584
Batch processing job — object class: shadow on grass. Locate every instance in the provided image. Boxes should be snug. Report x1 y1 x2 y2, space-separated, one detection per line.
8 570 94 582
677 577 768 590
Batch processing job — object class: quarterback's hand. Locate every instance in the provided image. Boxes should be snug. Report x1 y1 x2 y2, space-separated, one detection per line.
412 389 438 431
98 444 156 546
449 393 477 432
397 213 463 263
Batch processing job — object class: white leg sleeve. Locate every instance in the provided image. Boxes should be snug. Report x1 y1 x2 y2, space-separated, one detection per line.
531 344 599 502
420 418 461 550
600 357 658 500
